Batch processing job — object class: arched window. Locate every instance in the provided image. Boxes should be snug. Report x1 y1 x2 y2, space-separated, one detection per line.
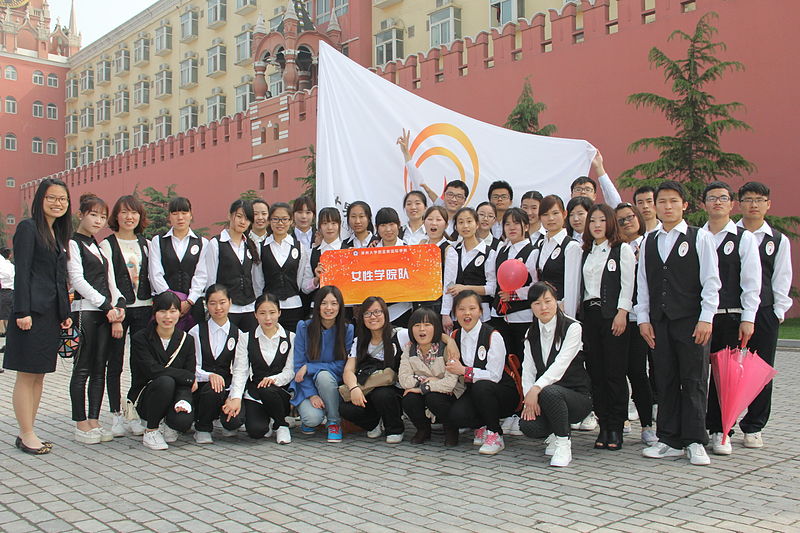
47 103 58 120
259 172 265 190
4 133 17 151
32 137 43 154
5 96 16 114
46 138 58 155
47 73 59 87
4 66 17 80
272 169 278 188
32 100 44 118
6 214 15 225
32 70 44 85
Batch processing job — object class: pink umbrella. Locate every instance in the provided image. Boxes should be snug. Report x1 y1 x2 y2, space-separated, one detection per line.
711 346 777 445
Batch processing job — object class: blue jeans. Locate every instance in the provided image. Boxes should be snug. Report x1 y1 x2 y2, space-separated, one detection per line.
297 370 341 427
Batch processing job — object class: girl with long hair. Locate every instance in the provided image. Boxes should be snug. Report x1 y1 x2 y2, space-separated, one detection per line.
249 198 270 246
342 201 374 249
536 195 582 319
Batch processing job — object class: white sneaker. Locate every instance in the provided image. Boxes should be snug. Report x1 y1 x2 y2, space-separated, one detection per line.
710 432 732 455
193 431 214 444
220 427 238 438
641 427 658 446
544 433 556 456
501 415 523 436
623 420 631 434
285 416 300 429
386 433 403 444
276 426 291 444
549 436 572 467
143 430 168 450
111 413 127 437
473 426 487 446
687 442 711 465
570 422 580 430
628 402 640 421
743 432 763 448
642 442 684 459
578 412 598 431
94 427 114 442
75 428 101 445
160 423 179 443
478 431 504 455
367 423 383 439
128 418 145 436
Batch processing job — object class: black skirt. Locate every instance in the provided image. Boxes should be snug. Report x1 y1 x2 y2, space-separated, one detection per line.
2 306 61 374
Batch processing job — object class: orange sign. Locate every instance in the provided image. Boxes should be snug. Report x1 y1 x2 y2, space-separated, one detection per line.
320 244 443 305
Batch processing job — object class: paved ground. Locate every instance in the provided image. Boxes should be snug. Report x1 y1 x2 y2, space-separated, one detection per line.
1 339 799 533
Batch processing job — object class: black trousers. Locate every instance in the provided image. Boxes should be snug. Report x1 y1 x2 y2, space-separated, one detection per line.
519 384 593 438
705 313 742 434
449 380 519 434
244 385 291 438
229 312 258 333
193 382 232 432
488 318 529 362
582 307 630 433
279 307 305 334
651 315 709 448
70 311 112 422
402 391 456 428
340 386 405 435
739 307 779 433
136 375 194 431
626 321 654 428
107 305 151 413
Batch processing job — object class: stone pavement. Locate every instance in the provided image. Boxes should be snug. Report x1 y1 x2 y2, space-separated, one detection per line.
1 342 799 533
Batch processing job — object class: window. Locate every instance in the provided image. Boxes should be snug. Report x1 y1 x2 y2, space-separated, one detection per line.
154 113 172 139
32 137 43 154
6 177 15 187
96 138 110 159
4 133 16 151
133 123 149 147
235 31 253 64
430 7 461 47
155 68 172 98
180 104 198 131
97 60 111 84
66 114 79 135
5 96 16 114
268 72 283 97
134 37 150 65
80 68 94 92
155 25 172 55
207 45 227 76
180 10 199 41
235 0 256 11
490 0 524 27
134 80 150 107
79 144 94 166
207 94 226 122
5 66 17 80
66 77 79 99
47 103 58 120
80 106 94 130
114 89 130 115
6 215 15 225
208 0 227 27
46 138 58 155
114 49 130 75
96 98 111 123
66 151 78 169
376 28 403 66
269 14 283 31
32 70 44 85
235 83 253 113
32 100 44 118
114 131 130 154
317 0 348 24
180 58 198 87
47 73 59 87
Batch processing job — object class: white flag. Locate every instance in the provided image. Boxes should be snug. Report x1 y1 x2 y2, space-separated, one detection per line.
316 41 595 219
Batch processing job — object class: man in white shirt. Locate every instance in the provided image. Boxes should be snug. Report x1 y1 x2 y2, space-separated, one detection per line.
634 186 661 233
570 151 622 208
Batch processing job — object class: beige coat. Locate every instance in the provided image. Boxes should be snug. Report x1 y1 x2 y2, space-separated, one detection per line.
398 344 465 398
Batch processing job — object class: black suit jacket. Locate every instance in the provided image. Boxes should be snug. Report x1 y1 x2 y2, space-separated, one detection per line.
128 325 197 402
12 218 70 320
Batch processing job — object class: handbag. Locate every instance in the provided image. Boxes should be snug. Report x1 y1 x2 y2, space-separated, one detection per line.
122 332 187 421
57 312 82 359
339 368 397 402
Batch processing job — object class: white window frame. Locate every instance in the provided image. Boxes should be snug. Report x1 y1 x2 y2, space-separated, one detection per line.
66 151 78 169
6 215 15 225
80 106 94 130
32 70 44 85
66 78 79 99
235 31 253 64
97 60 111 84
79 144 94 166
268 72 283 97
32 137 43 154
207 45 227 77
134 81 150 107
430 7 461 48
114 89 130 116
114 49 131 75
180 10 199 41
134 37 150 65
180 58 198 88
5 66 17 80
317 0 348 24
114 131 130 154
80 68 94 92
4 134 16 151
376 28 403 66
490 0 523 27
180 105 198 132
6 177 15 187
155 25 172 55
66 114 79 135
32 100 44 118
96 99 111 123
46 138 58 155
235 0 256 11
133 124 150 147
47 73 59 87
154 114 172 139
46 103 58 120
5 96 17 114
206 94 226 122
208 0 227 28
235 83 253 113
155 69 172 97
96 138 111 159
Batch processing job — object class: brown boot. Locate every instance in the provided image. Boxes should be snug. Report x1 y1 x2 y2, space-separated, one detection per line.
444 425 459 447
410 423 431 444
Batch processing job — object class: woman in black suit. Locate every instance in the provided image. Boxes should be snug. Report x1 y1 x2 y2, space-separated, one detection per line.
129 292 197 451
3 178 73 455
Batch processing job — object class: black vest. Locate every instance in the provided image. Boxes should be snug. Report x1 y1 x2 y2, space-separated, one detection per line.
644 226 702 321
355 331 404 374
261 239 302 301
246 329 292 396
580 244 624 320
72 233 116 308
198 321 239 386
455 243 491 303
715 227 745 310
159 233 203 294
526 316 590 394
105 234 152 303
537 236 571 300
215 237 256 306
531 232 544 249
493 242 534 315
454 324 515 387
757 228 782 308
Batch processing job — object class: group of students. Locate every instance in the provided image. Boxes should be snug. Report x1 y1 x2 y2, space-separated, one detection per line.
2 158 792 468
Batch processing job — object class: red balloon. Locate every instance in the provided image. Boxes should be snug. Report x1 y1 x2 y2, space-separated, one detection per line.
497 259 529 292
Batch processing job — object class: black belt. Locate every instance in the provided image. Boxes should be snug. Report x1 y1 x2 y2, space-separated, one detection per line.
716 308 743 315
583 299 602 309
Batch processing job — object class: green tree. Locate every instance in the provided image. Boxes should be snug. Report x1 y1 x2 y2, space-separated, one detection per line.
239 189 262 202
504 78 557 136
140 184 181 239
0 212 7 249
295 144 316 198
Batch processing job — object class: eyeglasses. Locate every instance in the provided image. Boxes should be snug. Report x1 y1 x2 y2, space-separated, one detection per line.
362 309 384 318
740 197 768 205
478 213 495 220
617 215 635 226
490 194 510 201
569 211 587 220
270 217 291 224
445 191 466 201
705 195 731 204
44 195 69 204
572 186 594 194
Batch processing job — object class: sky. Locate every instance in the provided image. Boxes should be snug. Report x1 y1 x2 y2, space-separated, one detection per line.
48 0 161 47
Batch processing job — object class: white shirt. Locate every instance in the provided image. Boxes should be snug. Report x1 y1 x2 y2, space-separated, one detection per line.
627 235 644 323
401 222 427 245
537 229 582 318
0 254 14 290
634 220 721 324
229 326 296 400
703 220 761 323
263 234 306 309
458 324 506 383
582 240 635 312
598 173 622 208
491 221 503 240
294 227 314 251
302 239 342 293
249 230 269 246
190 320 233 382
522 316 583 392
489 239 539 323
67 237 125 312
344 231 373 249
198 229 264 313
441 240 497 320
348 329 410 360
737 220 793 321
148 228 208 304
374 239 413 321
99 237 152 308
